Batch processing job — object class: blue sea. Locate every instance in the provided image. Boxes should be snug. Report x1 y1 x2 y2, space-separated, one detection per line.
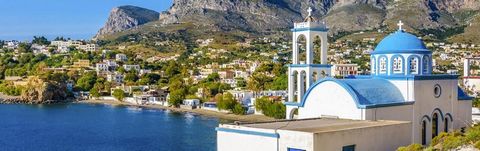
0 104 220 151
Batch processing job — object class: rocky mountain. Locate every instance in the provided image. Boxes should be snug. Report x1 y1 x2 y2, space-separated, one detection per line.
96 0 480 42
96 5 160 36
157 0 390 34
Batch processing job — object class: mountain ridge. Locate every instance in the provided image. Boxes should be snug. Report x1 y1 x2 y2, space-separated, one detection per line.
96 0 480 43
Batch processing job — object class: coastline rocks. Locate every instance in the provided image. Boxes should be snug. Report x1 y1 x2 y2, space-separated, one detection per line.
0 76 69 104
0 98 64 104
21 81 68 103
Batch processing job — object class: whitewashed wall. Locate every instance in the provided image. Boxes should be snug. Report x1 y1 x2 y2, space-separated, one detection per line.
278 131 314 151
217 127 278 151
411 79 470 144
312 121 411 151
298 81 363 120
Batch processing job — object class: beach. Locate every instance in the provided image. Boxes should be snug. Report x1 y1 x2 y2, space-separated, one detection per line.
77 99 276 123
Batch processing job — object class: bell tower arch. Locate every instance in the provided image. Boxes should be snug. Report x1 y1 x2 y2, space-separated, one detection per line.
286 7 331 119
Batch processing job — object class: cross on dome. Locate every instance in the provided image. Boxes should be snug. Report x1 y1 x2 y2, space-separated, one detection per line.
397 20 404 31
307 7 313 16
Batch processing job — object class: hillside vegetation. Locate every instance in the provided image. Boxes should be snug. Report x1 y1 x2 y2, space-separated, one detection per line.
398 124 480 151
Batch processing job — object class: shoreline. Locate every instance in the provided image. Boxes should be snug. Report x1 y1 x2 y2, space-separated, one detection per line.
76 99 276 123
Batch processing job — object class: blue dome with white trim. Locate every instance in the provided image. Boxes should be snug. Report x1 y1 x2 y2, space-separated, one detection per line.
373 30 430 54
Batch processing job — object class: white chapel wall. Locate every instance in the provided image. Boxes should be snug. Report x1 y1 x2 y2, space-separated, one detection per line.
299 81 363 120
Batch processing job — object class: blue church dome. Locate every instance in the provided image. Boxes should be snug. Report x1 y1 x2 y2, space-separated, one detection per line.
373 30 430 54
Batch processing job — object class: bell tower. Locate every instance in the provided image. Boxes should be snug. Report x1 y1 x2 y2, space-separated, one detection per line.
291 7 329 65
286 7 331 119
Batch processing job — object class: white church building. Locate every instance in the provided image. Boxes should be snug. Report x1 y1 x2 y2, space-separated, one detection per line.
217 8 473 151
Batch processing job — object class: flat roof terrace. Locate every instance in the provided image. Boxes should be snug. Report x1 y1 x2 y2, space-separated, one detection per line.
226 118 410 134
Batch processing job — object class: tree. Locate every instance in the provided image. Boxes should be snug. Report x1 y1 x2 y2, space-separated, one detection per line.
272 63 286 76
138 73 161 85
90 87 101 98
117 66 126 74
17 43 31 53
232 103 245 115
247 73 272 93
255 97 286 119
165 60 180 77
473 97 480 108
75 72 97 91
168 89 185 107
124 72 139 83
54 36 65 41
47 72 69 83
235 78 247 88
32 36 50 45
103 81 112 93
217 93 239 112
112 89 125 101
268 74 288 90
18 53 34 65
206 73 220 82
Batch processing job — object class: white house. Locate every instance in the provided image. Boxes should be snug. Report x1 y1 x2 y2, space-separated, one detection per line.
107 72 124 84
96 60 118 73
217 9 473 151
116 54 128 62
123 65 140 71
96 63 109 72
463 58 480 95
183 99 200 108
78 44 97 52
228 90 254 105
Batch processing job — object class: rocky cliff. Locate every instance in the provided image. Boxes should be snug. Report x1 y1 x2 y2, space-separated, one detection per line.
96 5 160 36
0 77 69 104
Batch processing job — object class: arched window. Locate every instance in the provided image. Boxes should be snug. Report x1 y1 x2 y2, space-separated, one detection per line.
379 57 387 73
371 57 376 74
423 56 429 73
444 118 449 132
393 57 403 73
292 71 298 102
409 57 418 74
422 120 427 145
432 113 438 138
393 58 398 71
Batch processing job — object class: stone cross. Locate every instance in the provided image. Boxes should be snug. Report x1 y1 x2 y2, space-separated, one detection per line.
397 20 404 31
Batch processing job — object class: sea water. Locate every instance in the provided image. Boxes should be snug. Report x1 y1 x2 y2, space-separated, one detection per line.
0 104 218 151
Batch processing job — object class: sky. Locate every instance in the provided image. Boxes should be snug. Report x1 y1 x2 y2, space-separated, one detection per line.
0 0 173 41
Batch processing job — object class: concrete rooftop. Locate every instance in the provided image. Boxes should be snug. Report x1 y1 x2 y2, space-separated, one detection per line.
234 118 410 133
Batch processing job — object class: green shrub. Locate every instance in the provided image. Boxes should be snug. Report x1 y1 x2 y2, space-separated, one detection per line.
466 126 480 143
399 126 480 151
216 93 245 114
441 134 465 150
112 89 126 101
430 132 449 147
0 82 23 96
232 103 245 115
475 141 480 149
168 89 185 107
255 97 285 119
396 144 423 151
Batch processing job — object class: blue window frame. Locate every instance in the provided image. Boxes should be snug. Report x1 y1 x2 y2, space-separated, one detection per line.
288 148 306 151
343 145 356 151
